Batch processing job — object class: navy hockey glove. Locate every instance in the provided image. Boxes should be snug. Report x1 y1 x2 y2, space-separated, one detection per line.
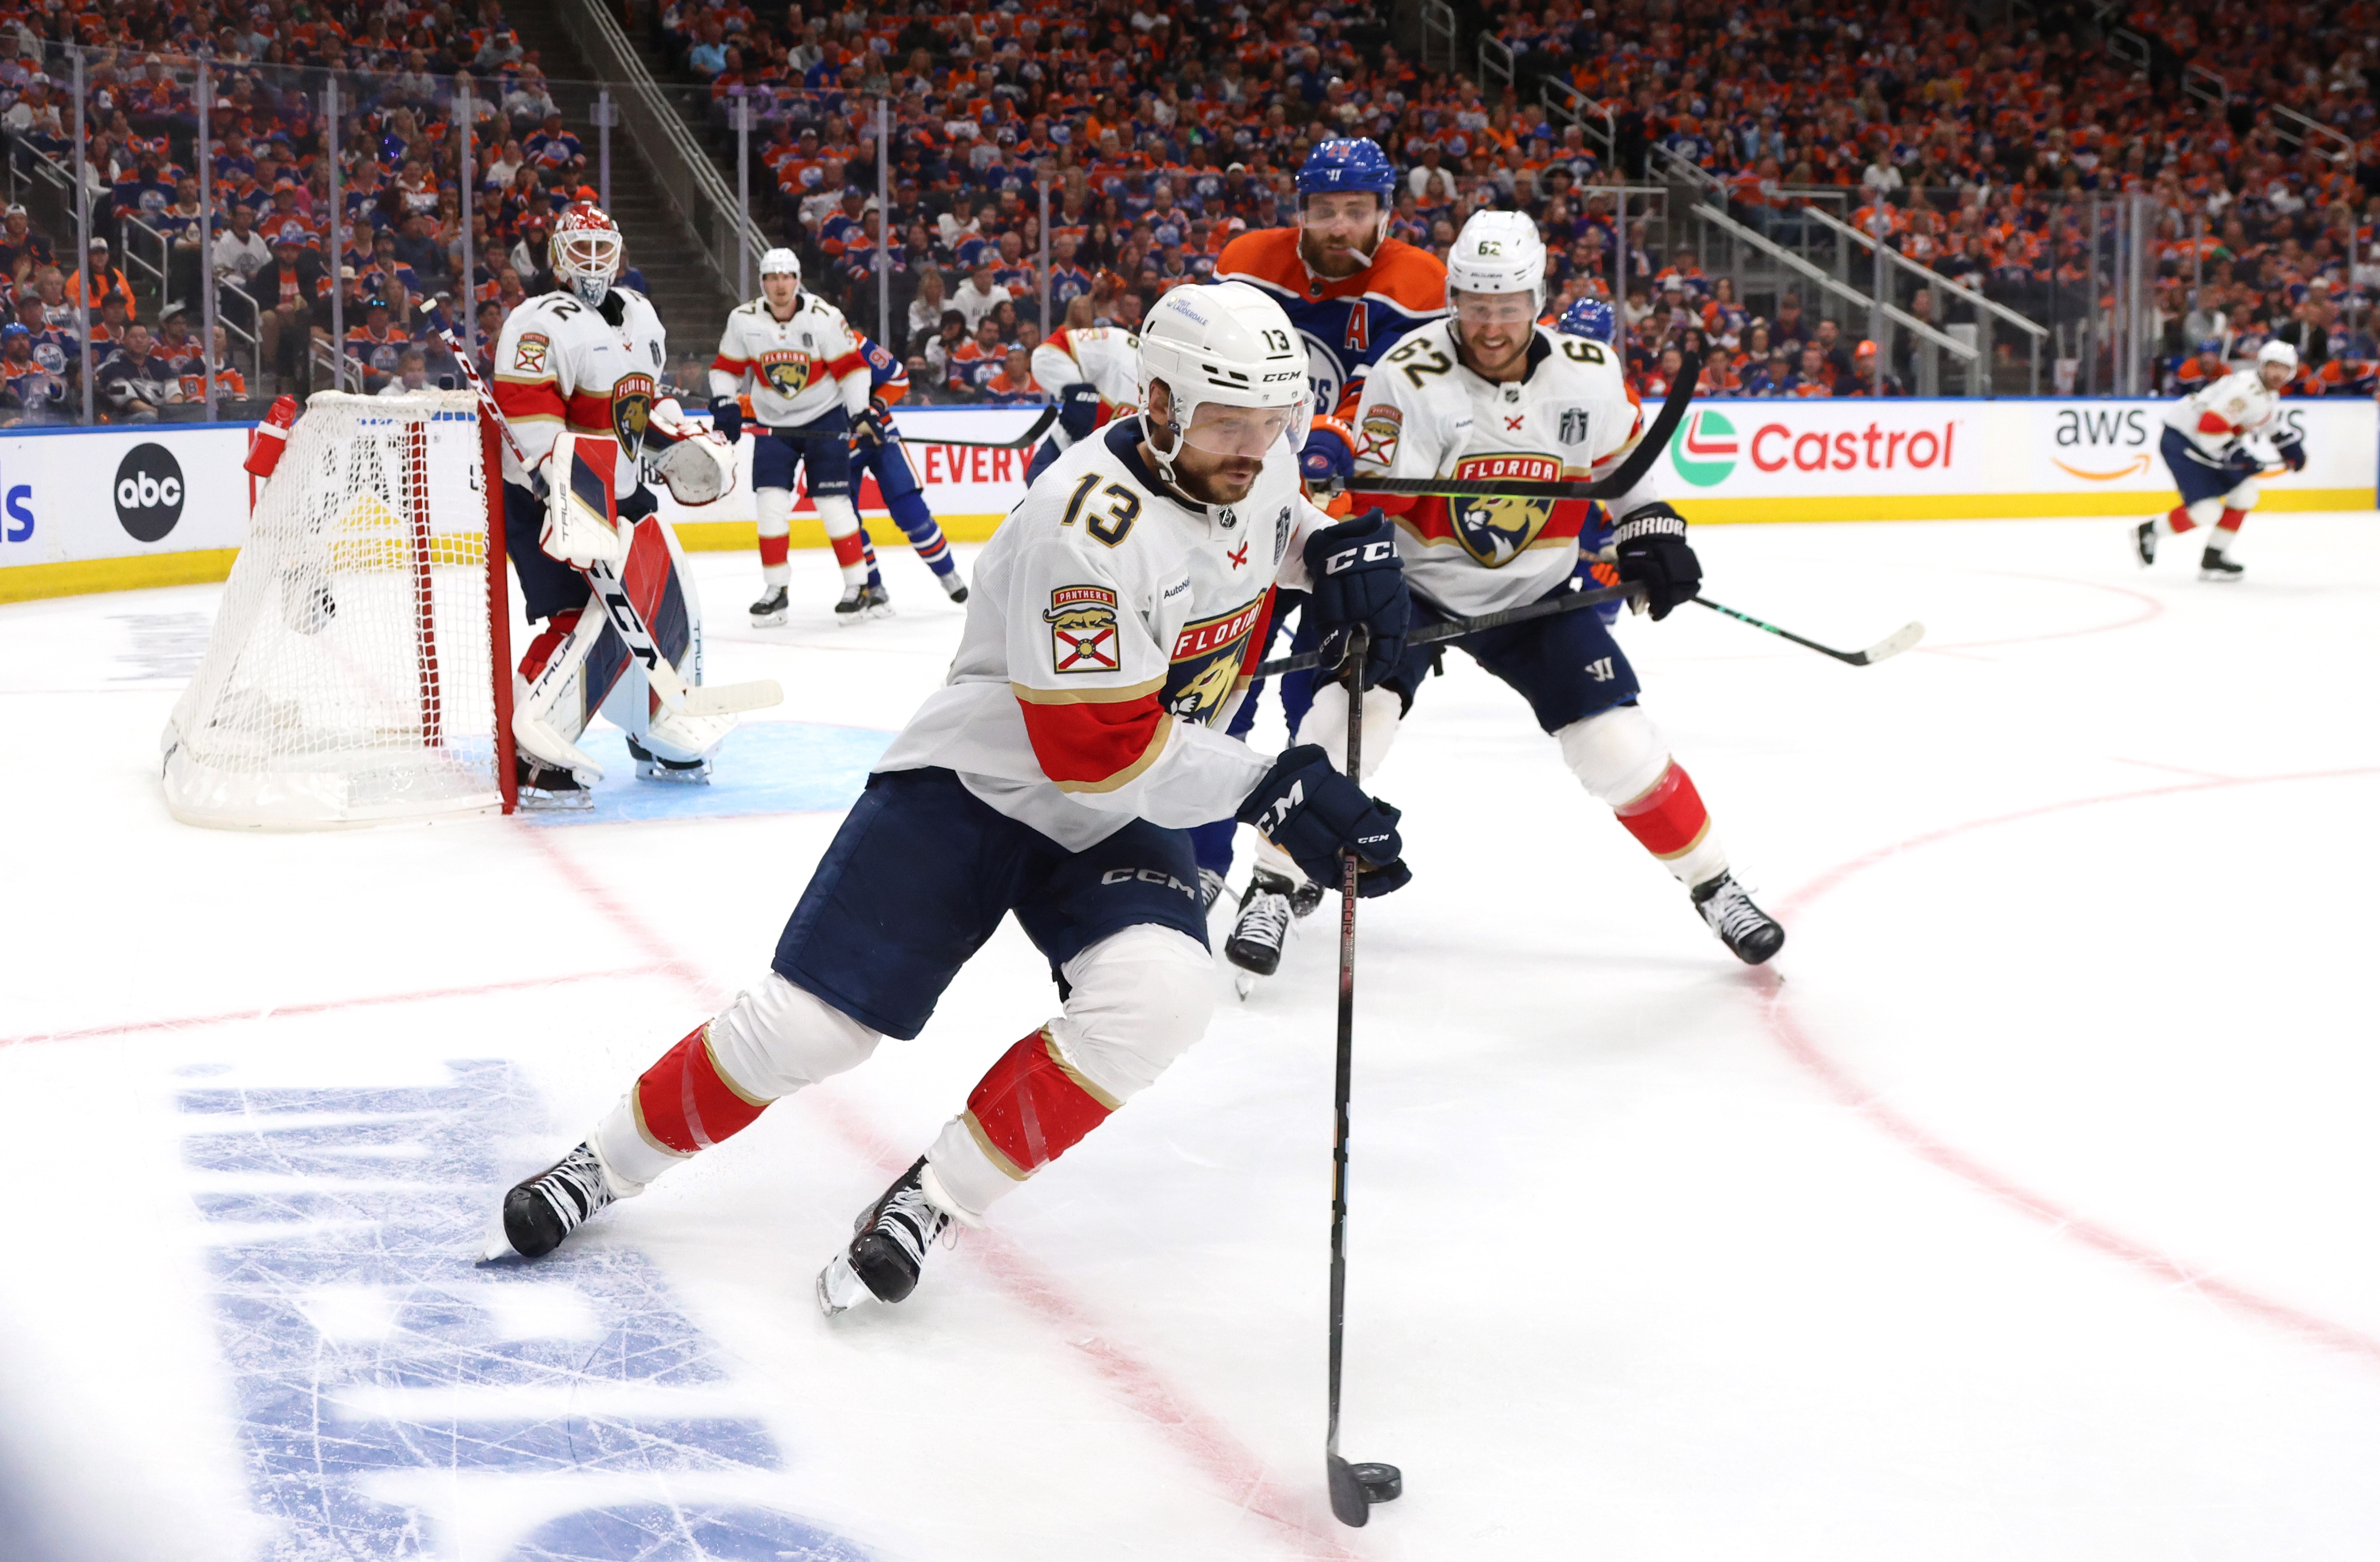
1611 501 1701 621
2278 432 2307 472
1058 381 1101 438
852 396 893 449
1298 416 1356 485
1238 745 1412 898
707 396 743 444
1303 509 1409 688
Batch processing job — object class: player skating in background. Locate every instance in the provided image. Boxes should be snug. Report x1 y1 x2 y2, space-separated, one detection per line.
492 202 741 806
841 331 970 604
1230 211 1784 974
2135 339 2306 582
487 284 1415 1316
1025 298 1142 482
708 248 884 624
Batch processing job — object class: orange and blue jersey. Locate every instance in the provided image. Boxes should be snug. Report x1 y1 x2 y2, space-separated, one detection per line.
1213 227 1446 418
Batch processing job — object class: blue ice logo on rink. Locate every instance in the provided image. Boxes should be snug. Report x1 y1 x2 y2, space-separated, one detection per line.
177 1061 868 1561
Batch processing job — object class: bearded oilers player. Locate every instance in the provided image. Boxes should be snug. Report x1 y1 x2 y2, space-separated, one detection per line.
710 248 889 624
1233 211 1784 971
493 201 742 806
2135 339 2306 582
486 283 1415 1317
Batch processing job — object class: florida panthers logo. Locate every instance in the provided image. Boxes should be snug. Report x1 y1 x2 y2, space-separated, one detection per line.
611 372 656 460
1450 452 1560 567
1163 598 1265 723
760 349 816 397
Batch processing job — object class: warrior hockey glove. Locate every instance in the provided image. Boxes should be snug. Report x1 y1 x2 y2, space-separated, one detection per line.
1058 381 1102 439
2278 431 2307 472
708 395 743 443
1303 509 1410 688
1299 416 1357 485
1238 744 1412 898
1611 501 1701 621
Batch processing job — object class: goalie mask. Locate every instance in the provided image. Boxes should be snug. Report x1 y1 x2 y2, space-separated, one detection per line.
1136 282 1312 490
551 202 624 306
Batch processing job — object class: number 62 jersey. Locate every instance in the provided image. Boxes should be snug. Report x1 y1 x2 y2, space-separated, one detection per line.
1348 319 1661 617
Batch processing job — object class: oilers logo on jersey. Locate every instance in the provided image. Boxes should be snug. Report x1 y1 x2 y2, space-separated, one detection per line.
1449 453 1561 567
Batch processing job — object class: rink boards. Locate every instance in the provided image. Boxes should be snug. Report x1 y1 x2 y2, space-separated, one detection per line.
3 399 2372 604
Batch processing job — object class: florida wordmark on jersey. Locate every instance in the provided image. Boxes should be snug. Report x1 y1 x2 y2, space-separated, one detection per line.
708 291 870 428
1215 227 1446 416
492 288 669 491
875 421 1331 850
1029 325 1143 413
1350 320 1660 617
2164 367 2287 460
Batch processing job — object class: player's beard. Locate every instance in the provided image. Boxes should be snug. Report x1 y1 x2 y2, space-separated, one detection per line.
1184 456 1264 505
1297 224 1372 279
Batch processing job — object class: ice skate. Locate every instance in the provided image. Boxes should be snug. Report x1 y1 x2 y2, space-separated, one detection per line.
515 754 593 810
1692 873 1785 965
488 1141 617 1259
2132 519 2157 567
1225 869 1297 979
834 581 894 623
817 1156 955 1315
749 585 789 627
939 573 970 604
2199 547 2243 582
627 735 710 784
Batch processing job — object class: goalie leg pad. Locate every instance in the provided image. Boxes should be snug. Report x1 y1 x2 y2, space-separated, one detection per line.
513 607 606 781
541 433 628 570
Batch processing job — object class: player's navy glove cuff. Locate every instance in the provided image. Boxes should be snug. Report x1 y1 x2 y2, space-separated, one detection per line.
1303 510 1409 687
1611 502 1700 621
707 396 742 444
2279 436 2307 471
1237 745 1412 898
1299 418 1356 485
1058 381 1100 438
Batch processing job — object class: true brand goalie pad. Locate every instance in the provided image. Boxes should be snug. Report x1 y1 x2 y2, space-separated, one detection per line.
542 433 628 568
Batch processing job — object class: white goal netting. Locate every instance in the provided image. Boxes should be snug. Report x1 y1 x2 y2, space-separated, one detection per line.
163 391 512 829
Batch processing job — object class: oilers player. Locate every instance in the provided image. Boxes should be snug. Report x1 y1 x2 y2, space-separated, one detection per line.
709 248 883 624
1232 211 1784 973
1025 313 1142 482
492 201 742 806
487 283 1415 1318
842 331 970 603
2135 339 2306 582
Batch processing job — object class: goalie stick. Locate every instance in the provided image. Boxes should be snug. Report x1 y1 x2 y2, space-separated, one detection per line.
439 329 782 721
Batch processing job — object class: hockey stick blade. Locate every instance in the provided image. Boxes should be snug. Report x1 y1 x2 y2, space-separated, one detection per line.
1253 578 1639 679
903 406 1060 450
1690 594 1923 667
1332 349 1702 504
680 678 784 716
1850 620 1926 665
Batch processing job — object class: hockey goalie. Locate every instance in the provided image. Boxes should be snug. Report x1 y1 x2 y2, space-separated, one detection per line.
491 202 743 806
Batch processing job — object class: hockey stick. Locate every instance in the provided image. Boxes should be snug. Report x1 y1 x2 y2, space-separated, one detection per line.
897 404 1060 449
1690 594 1925 666
1326 621 1402 1528
439 330 782 720
1329 349 1704 504
1252 576 1641 679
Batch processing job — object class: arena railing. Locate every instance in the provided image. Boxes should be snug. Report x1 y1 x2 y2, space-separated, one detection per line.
1798 203 2048 397
1419 0 1461 75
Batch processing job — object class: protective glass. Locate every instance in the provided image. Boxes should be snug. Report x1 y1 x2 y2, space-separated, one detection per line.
1180 399 1301 458
1452 290 1538 327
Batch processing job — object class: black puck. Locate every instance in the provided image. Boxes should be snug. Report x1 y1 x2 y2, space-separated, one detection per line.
1352 1462 1403 1503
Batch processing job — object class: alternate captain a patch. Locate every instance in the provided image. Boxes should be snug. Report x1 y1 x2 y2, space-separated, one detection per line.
1045 585 1121 673
513 333 549 373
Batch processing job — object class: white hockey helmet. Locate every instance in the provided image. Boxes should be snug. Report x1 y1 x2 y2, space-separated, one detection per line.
1446 209 1549 317
1136 281 1312 484
2256 338 2299 372
759 247 801 284
550 201 623 306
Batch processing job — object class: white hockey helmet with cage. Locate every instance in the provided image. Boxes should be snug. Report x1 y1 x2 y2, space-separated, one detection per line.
1136 281 1312 486
1446 209 1549 317
550 202 624 306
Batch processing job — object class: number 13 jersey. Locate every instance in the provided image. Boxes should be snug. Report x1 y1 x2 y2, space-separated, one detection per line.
1348 319 1663 617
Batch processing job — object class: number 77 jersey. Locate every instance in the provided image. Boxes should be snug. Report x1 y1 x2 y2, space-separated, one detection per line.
1347 317 1654 618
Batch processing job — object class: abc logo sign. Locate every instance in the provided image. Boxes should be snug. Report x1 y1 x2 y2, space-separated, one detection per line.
114 442 186 542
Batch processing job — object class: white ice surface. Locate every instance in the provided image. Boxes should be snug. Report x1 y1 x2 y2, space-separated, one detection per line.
4 514 2379 1561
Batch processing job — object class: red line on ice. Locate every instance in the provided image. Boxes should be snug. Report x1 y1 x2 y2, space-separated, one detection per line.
521 824 1367 1560
1765 765 2380 1367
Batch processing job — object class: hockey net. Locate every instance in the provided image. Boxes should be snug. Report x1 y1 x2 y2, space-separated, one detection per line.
163 391 518 828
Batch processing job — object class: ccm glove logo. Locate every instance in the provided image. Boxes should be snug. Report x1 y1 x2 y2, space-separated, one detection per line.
1255 778 1305 836
1324 539 1397 575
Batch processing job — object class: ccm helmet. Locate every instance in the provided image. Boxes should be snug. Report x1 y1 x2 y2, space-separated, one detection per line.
1136 281 1312 487
550 201 623 306
1446 210 1548 317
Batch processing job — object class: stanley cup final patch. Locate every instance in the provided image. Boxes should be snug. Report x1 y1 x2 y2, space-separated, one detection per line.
1044 585 1121 673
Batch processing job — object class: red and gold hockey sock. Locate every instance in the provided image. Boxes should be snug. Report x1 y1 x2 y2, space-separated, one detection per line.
960 1028 1120 1182
758 532 789 570
518 608 582 682
2164 504 2197 535
829 530 868 569
632 1023 769 1154
1613 761 1713 864
2215 507 2246 537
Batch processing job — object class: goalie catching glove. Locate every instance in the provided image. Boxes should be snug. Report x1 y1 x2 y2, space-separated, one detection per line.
644 397 737 506
1237 744 1412 897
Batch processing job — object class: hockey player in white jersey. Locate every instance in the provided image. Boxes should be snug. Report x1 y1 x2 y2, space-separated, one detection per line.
1228 209 1784 971
1025 310 1144 482
708 248 884 623
2135 339 2306 581
491 201 741 806
488 282 1414 1317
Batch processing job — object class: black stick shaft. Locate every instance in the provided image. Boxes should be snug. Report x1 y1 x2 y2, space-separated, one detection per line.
1689 593 1865 664
1257 578 1638 679
1326 624 1366 1466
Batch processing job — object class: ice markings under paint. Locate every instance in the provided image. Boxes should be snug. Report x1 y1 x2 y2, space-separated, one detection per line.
177 1060 867 1561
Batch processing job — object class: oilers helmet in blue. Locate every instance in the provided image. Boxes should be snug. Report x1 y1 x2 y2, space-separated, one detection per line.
1559 298 1617 344
1297 138 1398 203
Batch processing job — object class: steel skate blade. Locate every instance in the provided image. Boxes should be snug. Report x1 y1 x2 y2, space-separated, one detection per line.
477 1211 518 1263
749 610 787 627
816 1251 872 1317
